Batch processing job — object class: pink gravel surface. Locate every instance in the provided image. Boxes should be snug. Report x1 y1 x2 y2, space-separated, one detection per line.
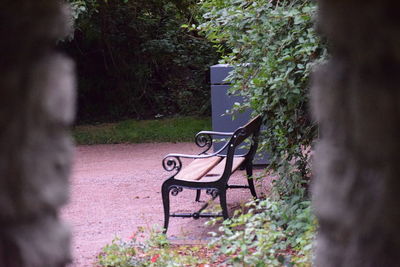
62 143 269 266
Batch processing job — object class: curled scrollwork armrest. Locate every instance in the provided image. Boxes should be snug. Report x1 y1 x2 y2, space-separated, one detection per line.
162 153 218 175
162 156 182 174
195 133 212 154
195 131 234 154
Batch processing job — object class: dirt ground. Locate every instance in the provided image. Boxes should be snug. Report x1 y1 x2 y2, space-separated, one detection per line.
61 143 271 266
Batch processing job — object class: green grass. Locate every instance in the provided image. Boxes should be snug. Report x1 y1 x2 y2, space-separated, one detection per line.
72 116 212 145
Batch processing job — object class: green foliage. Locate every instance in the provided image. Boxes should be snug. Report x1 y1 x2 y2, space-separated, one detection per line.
196 0 327 198
97 227 205 266
64 0 219 123
69 0 98 21
72 116 211 144
193 1 324 263
98 237 137 266
97 198 316 266
208 198 316 266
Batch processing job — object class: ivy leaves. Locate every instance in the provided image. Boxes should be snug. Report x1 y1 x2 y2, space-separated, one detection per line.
208 198 316 266
198 0 326 198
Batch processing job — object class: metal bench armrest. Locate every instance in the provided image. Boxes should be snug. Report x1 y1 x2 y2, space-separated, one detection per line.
194 131 233 154
164 153 218 160
162 140 231 173
196 131 234 136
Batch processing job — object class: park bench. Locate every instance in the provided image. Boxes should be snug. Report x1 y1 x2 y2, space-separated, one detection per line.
161 115 263 232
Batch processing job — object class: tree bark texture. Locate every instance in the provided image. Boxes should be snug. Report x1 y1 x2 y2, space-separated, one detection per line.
312 1 400 266
0 1 75 266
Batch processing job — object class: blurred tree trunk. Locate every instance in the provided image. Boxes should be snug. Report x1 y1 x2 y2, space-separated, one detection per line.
312 1 400 266
0 1 75 266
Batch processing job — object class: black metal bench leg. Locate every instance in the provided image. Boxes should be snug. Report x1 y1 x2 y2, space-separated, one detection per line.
195 189 201 202
161 182 170 233
246 164 257 198
219 189 229 219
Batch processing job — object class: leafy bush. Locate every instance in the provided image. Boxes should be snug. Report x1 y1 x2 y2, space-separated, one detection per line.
64 0 219 123
196 0 327 198
193 1 324 264
208 198 316 266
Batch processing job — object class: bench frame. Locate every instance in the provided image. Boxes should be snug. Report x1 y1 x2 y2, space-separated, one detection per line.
161 115 263 232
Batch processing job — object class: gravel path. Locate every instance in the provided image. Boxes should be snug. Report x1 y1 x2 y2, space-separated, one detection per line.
62 143 269 266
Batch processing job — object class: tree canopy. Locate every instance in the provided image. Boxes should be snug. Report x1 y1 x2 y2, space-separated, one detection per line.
65 0 219 123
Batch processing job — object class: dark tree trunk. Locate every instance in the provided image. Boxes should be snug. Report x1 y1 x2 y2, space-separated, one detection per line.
312 1 400 266
0 1 75 266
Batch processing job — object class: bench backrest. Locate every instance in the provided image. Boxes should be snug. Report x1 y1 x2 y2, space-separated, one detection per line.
220 115 263 182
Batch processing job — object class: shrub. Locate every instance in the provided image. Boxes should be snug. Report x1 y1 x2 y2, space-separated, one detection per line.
208 198 316 266
65 0 219 123
196 0 327 198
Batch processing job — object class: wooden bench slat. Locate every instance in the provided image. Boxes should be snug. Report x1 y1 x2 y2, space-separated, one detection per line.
175 156 222 181
200 157 246 182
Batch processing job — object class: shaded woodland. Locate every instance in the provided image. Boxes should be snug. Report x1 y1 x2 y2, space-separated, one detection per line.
63 0 219 123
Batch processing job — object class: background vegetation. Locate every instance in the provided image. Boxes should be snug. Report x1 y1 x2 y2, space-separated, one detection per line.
64 0 219 123
196 0 326 199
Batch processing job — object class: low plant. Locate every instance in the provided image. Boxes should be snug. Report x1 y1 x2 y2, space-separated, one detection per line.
207 198 316 267
97 197 315 267
97 226 210 267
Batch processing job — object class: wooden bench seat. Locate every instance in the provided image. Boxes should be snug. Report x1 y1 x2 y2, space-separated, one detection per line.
161 115 263 233
175 156 222 181
175 156 245 183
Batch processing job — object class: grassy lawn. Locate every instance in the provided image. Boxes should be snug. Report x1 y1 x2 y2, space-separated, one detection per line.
72 116 212 145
